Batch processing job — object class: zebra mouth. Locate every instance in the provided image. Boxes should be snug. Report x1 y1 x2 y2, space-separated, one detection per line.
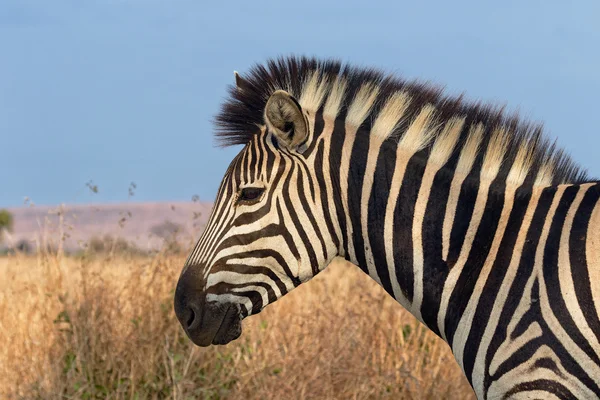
179 300 243 347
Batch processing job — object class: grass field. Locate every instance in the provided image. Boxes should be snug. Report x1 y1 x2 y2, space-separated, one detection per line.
0 250 475 399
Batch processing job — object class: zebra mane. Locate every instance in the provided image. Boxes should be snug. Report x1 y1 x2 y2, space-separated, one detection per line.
215 55 589 186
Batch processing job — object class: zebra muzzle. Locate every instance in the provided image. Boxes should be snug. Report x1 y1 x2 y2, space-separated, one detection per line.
174 272 242 346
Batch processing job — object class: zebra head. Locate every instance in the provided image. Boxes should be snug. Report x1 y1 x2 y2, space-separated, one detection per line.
174 82 340 346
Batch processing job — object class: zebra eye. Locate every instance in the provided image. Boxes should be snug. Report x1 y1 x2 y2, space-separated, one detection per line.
238 187 265 204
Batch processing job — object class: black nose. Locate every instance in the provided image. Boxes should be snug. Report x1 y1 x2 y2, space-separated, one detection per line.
173 267 205 330
174 266 243 346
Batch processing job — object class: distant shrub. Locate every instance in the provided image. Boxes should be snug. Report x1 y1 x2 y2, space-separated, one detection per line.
0 240 34 256
150 220 188 256
150 220 185 240
14 240 32 254
0 209 13 242
86 235 146 256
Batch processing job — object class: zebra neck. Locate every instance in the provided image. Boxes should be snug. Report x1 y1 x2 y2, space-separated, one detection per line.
332 126 534 338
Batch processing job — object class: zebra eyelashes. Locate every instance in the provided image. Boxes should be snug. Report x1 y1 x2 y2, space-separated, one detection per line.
236 187 265 205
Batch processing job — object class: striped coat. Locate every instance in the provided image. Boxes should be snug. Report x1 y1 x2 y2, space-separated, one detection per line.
175 56 600 399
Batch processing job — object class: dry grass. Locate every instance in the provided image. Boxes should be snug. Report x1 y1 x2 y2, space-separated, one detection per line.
0 251 475 399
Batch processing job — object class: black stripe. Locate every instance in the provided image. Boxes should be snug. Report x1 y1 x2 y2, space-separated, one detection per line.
367 136 398 296
264 133 276 182
462 186 531 380
243 144 251 183
275 201 301 283
247 138 259 182
504 378 577 400
281 161 320 276
229 289 265 315
543 186 600 366
195 177 237 263
492 280 600 397
346 123 371 272
392 150 427 302
255 135 264 180
570 184 600 345
533 357 565 378
314 138 340 253
511 278 542 340
329 117 349 258
302 109 325 158
232 148 245 186
446 174 479 268
444 178 505 347
420 167 456 335
207 278 278 305
287 151 316 203
211 145 286 260
220 248 300 290
295 160 328 262
484 187 557 393
217 222 300 285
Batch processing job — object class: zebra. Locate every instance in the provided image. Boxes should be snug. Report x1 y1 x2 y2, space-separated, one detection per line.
174 56 600 399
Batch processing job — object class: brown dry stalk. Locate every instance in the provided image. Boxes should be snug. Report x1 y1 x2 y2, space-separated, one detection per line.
0 253 474 399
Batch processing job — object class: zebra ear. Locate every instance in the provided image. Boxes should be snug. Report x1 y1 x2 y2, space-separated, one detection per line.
234 71 251 92
264 90 308 150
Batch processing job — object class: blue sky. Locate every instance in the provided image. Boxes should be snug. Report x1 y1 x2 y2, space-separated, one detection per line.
1 1 599 207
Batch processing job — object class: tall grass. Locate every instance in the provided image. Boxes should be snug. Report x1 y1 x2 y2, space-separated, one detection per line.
0 250 475 399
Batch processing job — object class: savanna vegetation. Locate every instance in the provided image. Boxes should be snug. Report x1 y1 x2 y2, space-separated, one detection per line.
1 245 475 399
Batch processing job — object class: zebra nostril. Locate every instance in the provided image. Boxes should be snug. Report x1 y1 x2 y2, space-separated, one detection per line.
174 266 207 335
186 307 196 329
